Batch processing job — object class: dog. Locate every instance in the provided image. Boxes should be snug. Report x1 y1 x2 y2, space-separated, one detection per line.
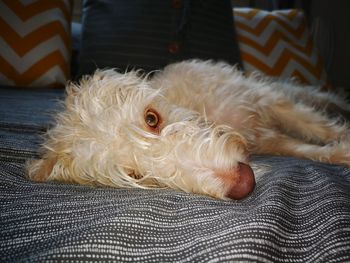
27 60 350 200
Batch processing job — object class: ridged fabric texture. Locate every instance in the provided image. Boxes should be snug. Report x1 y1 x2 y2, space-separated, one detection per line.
79 0 242 75
1 86 350 262
0 0 72 88
234 8 330 88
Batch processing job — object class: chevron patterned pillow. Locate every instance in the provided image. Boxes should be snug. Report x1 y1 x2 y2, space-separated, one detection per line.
234 8 330 88
0 0 72 88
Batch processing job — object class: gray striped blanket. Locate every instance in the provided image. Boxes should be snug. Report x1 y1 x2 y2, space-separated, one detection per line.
1 86 350 262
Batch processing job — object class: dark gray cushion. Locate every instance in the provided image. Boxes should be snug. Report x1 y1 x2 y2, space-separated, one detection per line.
79 0 242 75
71 22 82 79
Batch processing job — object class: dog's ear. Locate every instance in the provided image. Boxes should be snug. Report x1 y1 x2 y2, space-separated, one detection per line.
64 69 121 99
65 81 80 102
26 156 58 182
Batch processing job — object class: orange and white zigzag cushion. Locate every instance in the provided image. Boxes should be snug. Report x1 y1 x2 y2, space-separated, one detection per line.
234 8 330 88
0 0 72 88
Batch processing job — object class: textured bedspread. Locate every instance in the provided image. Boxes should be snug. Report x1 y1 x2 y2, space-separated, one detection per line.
0 86 350 262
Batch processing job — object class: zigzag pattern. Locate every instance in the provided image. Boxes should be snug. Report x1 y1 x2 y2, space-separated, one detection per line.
0 0 71 88
234 8 329 88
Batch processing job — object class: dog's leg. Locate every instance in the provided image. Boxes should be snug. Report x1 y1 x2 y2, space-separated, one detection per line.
263 100 350 144
276 81 350 116
254 129 350 166
302 91 350 120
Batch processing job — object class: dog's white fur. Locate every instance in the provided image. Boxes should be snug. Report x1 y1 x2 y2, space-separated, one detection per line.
27 60 350 200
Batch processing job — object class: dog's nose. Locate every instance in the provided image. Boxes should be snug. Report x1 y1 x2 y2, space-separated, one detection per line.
226 162 255 200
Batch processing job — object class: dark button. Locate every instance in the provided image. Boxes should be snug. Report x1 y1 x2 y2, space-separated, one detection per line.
168 42 180 54
172 0 182 9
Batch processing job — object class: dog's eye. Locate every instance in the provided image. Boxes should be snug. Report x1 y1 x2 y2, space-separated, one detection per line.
145 109 160 128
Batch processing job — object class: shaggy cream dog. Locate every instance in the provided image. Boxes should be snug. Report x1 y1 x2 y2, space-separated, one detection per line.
27 60 350 200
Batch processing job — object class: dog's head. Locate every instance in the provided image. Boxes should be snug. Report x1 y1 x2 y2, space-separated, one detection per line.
27 69 255 200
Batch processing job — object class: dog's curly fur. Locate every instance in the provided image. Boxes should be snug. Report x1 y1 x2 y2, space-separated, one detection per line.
27 60 350 200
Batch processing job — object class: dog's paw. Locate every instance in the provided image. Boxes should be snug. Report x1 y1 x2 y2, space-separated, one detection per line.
26 158 56 182
326 142 350 167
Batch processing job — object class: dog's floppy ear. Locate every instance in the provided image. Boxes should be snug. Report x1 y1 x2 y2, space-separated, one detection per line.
65 81 80 104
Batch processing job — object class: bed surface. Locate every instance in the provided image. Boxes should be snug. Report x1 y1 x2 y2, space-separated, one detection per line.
1 86 350 262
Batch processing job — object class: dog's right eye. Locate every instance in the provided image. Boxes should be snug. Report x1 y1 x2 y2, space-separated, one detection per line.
144 108 161 131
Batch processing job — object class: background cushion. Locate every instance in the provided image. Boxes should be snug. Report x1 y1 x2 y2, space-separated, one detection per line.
0 0 72 88
79 0 242 75
234 8 330 88
71 21 82 79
